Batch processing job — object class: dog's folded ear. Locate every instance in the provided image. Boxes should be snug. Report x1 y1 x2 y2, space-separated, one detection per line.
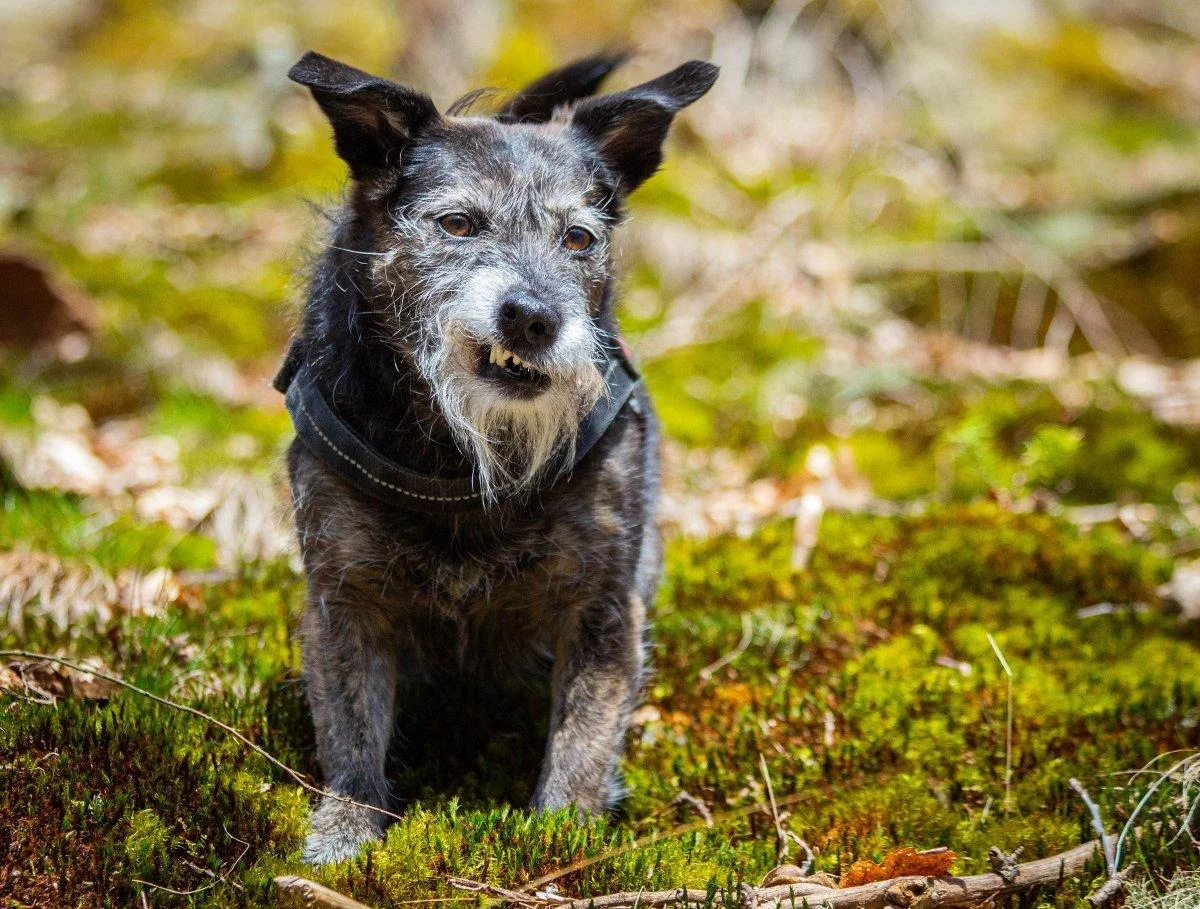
289 51 439 181
569 60 718 194
497 52 628 124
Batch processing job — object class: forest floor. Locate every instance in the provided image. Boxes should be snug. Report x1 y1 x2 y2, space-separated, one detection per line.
3 0 1200 906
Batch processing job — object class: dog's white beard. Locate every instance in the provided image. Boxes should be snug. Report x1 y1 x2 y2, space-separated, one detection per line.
419 331 606 504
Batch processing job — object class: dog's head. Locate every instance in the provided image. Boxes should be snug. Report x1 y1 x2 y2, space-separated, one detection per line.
290 51 717 499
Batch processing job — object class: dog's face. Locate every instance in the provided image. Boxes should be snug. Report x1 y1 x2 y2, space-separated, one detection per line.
291 52 717 498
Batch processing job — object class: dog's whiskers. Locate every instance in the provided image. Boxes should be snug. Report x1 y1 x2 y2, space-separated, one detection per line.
327 245 390 257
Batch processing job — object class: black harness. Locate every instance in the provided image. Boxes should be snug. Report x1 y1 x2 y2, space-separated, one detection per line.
273 337 641 514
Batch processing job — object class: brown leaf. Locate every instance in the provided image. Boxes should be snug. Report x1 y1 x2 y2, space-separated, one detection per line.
0 252 94 352
839 847 956 888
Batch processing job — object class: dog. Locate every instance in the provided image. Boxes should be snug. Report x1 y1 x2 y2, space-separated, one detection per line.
277 49 717 865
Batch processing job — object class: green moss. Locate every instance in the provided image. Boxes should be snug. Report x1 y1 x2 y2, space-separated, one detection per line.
123 809 172 878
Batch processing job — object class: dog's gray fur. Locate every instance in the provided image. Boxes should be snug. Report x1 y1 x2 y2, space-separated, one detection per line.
282 50 717 864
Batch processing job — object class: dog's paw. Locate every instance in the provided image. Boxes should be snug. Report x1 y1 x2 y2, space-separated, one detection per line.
302 798 385 865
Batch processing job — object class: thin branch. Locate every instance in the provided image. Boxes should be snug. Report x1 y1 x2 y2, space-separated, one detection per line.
986 634 1014 815
450 878 550 906
524 791 813 892
759 753 789 860
788 836 815 877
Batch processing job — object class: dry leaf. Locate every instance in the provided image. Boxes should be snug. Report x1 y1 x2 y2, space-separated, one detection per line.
839 847 956 888
1 660 119 703
761 865 808 887
0 548 183 634
760 866 840 888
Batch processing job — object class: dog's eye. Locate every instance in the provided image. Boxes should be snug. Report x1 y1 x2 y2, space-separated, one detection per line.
438 213 475 237
562 226 595 252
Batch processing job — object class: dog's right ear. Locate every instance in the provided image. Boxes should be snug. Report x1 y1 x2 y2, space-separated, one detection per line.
288 51 439 181
497 52 628 124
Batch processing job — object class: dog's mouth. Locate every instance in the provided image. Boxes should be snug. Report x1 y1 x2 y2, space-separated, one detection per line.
477 343 551 396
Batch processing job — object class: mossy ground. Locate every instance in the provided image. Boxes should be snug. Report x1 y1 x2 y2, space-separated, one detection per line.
3 502 1198 906
4 0 1200 906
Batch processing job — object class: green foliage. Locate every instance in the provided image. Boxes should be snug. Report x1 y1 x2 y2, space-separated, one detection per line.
145 388 293 478
925 382 1200 504
0 489 217 573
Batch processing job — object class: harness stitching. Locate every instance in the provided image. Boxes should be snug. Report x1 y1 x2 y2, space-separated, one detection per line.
298 397 481 504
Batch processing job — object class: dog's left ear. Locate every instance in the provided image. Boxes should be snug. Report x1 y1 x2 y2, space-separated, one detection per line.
289 51 439 181
498 52 628 124
569 60 718 194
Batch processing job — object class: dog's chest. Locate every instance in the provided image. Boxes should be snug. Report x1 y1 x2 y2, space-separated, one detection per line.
383 527 575 676
376 515 573 622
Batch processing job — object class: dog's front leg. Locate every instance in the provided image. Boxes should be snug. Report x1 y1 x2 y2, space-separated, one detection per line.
301 595 397 865
532 596 645 813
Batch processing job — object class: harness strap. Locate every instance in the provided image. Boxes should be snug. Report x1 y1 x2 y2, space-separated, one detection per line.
275 339 641 514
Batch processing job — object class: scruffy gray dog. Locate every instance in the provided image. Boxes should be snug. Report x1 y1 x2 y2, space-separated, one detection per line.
277 49 717 864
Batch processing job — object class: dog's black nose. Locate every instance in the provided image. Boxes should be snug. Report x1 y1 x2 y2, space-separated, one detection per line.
498 292 561 350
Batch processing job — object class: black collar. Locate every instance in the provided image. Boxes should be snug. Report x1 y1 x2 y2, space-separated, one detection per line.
273 337 641 514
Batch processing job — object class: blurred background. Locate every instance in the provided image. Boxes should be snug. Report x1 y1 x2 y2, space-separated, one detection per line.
2 0 1200 550
5 2 1200 903
2 0 1200 544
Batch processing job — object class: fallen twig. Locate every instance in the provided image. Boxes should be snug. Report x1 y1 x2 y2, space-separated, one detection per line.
448 833 1118 909
758 754 790 861
524 792 811 892
698 613 753 683
1070 778 1116 876
986 634 1014 814
275 876 373 908
134 826 250 897
449 878 548 906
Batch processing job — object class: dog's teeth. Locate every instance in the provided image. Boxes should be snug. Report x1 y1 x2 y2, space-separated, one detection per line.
489 346 498 365
511 354 523 367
